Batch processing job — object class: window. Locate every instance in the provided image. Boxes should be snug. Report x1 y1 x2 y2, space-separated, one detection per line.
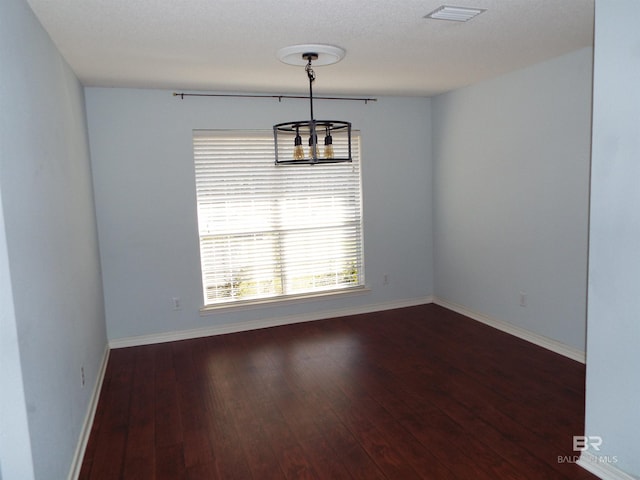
193 129 364 307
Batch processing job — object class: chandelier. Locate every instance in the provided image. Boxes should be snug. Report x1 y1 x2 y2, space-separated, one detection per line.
274 45 352 165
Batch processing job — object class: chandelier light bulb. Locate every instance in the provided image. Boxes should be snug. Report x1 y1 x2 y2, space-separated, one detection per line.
323 130 334 159
293 130 304 160
308 133 318 159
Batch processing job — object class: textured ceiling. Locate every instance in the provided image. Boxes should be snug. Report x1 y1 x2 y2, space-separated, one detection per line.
25 0 594 96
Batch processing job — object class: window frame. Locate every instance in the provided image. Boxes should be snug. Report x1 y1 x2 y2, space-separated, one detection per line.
193 129 366 310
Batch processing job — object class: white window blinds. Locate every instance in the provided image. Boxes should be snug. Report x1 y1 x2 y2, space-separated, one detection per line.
193 129 364 306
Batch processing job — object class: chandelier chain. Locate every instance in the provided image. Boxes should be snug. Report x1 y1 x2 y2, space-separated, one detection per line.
305 59 316 84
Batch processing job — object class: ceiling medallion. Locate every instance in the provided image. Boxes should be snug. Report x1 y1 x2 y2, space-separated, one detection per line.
276 44 346 67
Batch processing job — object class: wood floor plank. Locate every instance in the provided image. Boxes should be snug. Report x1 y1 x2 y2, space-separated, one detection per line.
360 308 575 478
295 325 457 480
197 336 258 480
155 444 186 480
319 343 509 479
237 331 356 480
186 461 220 480
223 334 319 480
80 304 599 480
154 343 183 449
122 345 157 480
81 347 136 479
173 339 216 470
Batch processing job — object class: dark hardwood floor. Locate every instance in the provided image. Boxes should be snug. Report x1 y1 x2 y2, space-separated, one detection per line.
80 304 598 479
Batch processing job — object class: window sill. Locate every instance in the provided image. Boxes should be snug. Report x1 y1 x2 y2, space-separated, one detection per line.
199 286 371 316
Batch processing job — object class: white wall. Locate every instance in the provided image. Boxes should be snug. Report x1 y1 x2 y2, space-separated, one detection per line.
0 0 107 478
582 1 640 477
0 189 34 480
85 89 433 341
432 48 593 351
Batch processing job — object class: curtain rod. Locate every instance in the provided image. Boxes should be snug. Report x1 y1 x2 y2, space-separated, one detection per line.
172 92 377 104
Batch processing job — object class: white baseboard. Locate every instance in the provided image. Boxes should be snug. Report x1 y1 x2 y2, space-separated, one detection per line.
67 345 110 480
108 296 586 366
109 296 435 349
433 297 586 364
578 451 639 480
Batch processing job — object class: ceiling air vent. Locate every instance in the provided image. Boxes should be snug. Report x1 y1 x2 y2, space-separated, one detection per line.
424 5 485 22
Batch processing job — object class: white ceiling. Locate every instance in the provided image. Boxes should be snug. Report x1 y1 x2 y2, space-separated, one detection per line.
25 0 594 97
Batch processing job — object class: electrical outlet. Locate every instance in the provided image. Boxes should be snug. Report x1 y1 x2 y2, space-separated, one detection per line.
519 291 527 307
383 274 390 285
172 297 182 310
